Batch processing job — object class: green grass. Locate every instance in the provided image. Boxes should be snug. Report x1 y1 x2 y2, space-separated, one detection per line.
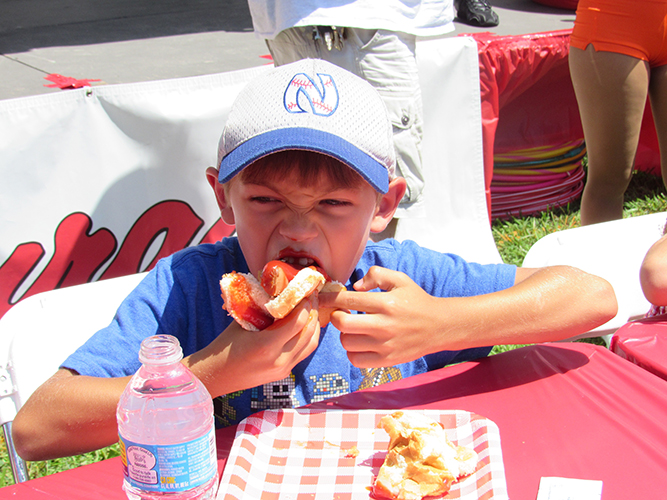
1 170 666 487
492 169 667 267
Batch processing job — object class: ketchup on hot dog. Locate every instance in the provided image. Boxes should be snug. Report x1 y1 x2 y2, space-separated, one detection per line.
260 260 330 297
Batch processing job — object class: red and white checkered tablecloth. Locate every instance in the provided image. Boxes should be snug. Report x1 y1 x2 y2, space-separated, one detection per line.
217 409 507 500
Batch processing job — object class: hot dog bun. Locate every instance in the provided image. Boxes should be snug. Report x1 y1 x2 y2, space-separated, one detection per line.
264 266 325 319
373 411 478 500
219 271 272 332
220 260 343 330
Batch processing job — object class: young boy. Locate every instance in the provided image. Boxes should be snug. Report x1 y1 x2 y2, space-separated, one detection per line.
13 59 617 461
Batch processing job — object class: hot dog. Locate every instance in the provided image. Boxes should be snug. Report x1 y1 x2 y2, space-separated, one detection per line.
220 260 344 331
260 260 302 297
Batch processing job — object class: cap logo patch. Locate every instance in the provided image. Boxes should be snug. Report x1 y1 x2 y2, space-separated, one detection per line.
283 72 339 117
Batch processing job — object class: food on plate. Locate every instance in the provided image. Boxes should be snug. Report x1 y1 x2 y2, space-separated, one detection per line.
220 260 345 331
343 445 360 459
373 411 478 500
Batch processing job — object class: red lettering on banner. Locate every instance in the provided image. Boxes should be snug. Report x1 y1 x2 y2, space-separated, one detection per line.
101 201 203 280
0 243 46 318
25 212 117 299
0 200 236 320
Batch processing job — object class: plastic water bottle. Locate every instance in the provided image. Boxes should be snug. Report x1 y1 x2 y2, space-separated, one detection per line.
117 334 218 500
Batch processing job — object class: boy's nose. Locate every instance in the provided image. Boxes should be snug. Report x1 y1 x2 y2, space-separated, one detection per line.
279 212 318 241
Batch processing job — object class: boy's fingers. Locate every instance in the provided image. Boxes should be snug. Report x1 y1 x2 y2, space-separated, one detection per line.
320 267 415 316
297 309 321 359
318 288 346 308
345 349 385 369
279 305 321 363
330 307 390 334
320 290 384 315
265 299 313 334
354 266 410 292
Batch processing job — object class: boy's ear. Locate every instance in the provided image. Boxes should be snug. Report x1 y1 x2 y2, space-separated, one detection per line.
205 167 235 225
370 177 407 233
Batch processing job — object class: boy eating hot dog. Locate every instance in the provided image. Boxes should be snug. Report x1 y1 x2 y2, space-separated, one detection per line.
13 59 617 460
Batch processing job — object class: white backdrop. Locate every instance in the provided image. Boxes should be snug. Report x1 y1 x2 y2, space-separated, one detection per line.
396 35 498 262
0 35 499 320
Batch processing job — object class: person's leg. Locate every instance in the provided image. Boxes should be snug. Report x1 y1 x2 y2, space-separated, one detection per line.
648 64 667 187
569 44 650 225
265 27 323 65
352 29 424 216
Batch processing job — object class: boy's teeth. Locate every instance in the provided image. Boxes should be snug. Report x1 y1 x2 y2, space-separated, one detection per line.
282 257 314 267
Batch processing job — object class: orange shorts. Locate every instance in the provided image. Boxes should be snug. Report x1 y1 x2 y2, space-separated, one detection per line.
570 0 667 67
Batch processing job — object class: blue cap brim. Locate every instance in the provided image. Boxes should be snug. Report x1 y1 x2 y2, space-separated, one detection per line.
218 128 389 193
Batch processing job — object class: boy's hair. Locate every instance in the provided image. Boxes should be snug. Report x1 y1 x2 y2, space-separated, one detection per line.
217 59 396 193
237 150 370 190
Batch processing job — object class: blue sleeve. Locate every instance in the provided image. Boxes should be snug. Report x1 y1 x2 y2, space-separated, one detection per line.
357 239 516 297
61 258 185 377
62 239 242 377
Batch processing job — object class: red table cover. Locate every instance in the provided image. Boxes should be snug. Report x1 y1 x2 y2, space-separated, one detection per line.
612 314 667 381
3 343 667 500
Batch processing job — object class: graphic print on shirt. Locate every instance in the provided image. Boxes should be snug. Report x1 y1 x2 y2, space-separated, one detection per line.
309 373 351 402
358 367 403 390
250 373 299 410
213 390 244 427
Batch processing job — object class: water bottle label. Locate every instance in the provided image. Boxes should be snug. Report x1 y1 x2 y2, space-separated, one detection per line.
119 428 217 492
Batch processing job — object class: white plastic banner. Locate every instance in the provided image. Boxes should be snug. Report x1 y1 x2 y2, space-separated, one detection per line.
0 36 497 320
397 35 499 263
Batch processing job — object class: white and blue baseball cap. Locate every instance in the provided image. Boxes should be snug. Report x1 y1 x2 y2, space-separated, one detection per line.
217 58 396 193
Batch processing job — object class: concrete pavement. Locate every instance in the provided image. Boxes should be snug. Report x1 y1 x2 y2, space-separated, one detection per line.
0 0 577 101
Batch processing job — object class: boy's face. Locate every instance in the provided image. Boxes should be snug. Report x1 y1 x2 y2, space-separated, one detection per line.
207 153 403 283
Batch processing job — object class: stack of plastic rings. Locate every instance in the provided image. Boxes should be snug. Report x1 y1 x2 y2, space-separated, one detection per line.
491 138 586 220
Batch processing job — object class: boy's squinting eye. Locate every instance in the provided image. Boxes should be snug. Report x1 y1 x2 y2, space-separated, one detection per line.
250 196 279 204
321 199 352 207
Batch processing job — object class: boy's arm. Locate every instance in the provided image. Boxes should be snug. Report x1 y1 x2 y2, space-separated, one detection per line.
12 299 320 462
321 265 617 368
183 298 320 398
12 369 131 461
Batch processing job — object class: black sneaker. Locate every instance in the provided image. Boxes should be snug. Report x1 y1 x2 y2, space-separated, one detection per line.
455 0 500 27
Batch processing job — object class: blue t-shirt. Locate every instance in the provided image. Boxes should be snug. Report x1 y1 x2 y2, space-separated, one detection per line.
63 237 515 427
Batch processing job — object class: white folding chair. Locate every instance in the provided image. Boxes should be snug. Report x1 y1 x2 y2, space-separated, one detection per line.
0 272 147 483
522 212 667 343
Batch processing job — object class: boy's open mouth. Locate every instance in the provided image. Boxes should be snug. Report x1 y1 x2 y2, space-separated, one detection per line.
275 252 327 277
278 256 317 268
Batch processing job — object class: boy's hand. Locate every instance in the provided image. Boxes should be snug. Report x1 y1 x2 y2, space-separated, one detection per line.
319 266 441 368
185 297 321 397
